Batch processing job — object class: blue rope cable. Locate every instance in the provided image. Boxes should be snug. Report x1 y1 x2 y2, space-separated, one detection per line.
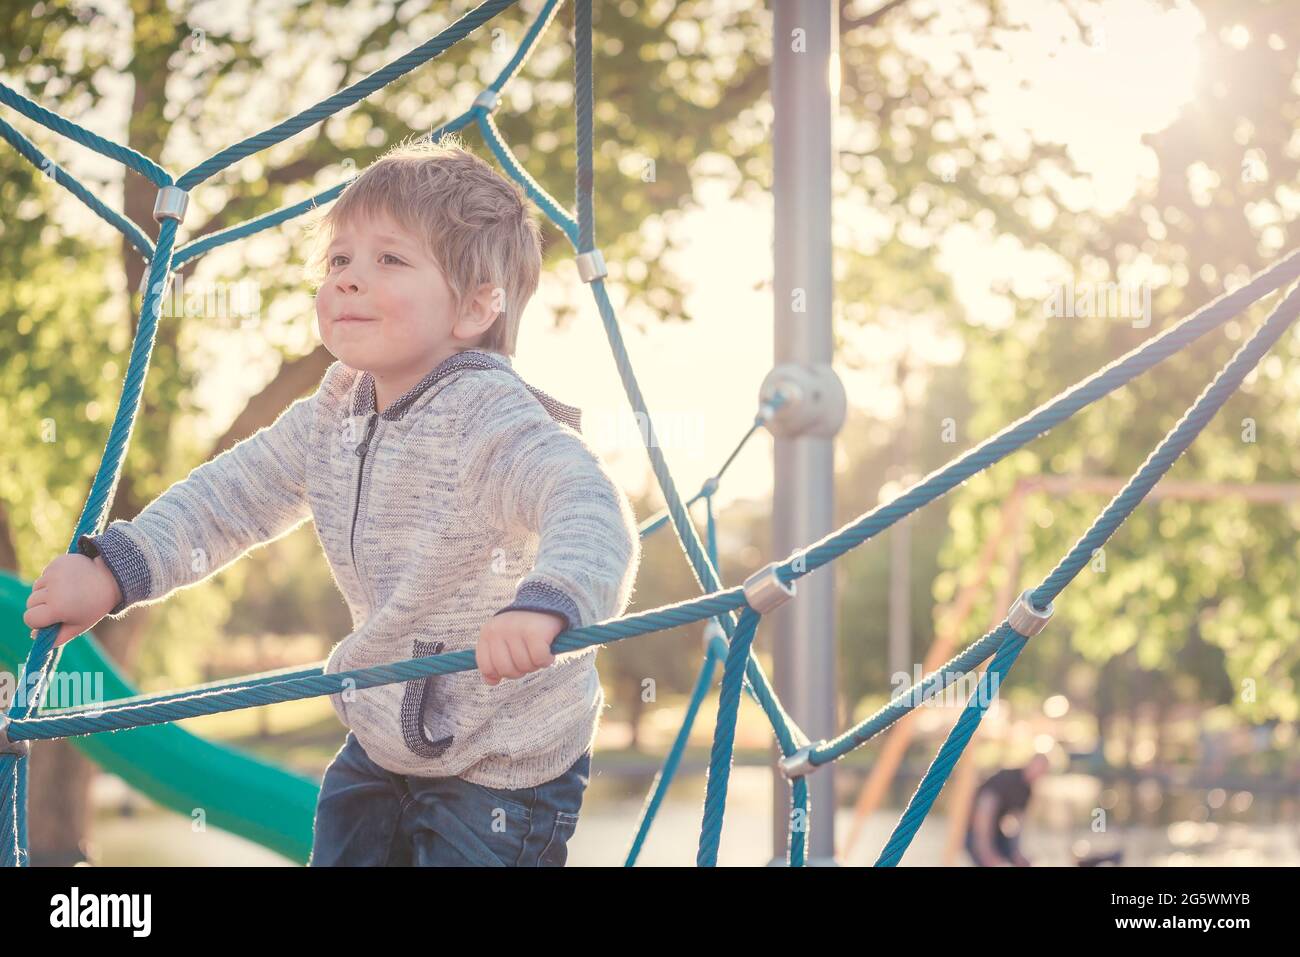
14 747 26 864
624 640 724 866
625 490 743 863
170 111 478 268
1030 297 1300 607
624 388 781 540
0 1 534 271
172 180 349 268
34 662 328 717
175 117 502 268
568 3 807 862
705 491 718 566
482 0 565 97
0 81 172 186
697 606 762 866
809 261 1299 771
772 250 1300 590
638 490 704 538
174 0 518 191
0 749 21 867
1 217 181 867
0 116 154 258
574 0 595 253
788 776 809 867
567 0 797 734
813 630 1006 765
477 113 578 244
6 586 753 741
170 0 556 268
874 630 1028 866
875 281 1300 866
584 276 804 752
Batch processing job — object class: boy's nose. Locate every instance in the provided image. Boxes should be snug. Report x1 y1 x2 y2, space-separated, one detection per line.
334 264 367 292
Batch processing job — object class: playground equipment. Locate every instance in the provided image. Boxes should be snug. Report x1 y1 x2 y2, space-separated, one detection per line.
840 477 1300 866
2 0 1299 867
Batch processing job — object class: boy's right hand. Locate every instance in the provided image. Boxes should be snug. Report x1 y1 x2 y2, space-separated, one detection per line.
23 553 123 647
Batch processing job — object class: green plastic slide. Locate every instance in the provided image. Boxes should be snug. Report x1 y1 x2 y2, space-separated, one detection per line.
0 570 319 864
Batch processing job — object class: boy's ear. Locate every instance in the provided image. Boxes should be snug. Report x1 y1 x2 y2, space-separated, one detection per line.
455 282 503 337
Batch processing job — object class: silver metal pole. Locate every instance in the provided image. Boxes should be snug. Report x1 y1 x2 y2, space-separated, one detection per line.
889 369 913 684
768 0 842 865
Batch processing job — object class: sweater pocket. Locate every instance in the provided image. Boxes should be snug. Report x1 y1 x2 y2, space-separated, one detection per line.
401 638 455 759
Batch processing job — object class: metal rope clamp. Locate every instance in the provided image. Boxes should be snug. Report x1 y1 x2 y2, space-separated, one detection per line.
153 186 189 224
0 716 30 758
576 249 607 283
742 562 796 614
779 742 825 779
1007 590 1054 637
473 89 500 113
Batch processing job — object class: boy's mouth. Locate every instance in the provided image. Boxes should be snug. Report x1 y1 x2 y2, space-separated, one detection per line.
336 313 379 324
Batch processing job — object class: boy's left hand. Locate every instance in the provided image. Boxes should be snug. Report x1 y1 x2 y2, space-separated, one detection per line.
476 610 565 685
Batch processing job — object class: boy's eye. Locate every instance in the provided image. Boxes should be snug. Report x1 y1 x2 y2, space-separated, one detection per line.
327 252 406 268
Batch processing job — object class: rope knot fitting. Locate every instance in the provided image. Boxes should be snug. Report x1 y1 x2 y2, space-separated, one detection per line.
699 476 720 497
473 89 500 113
0 716 30 758
1007 590 1053 637
742 562 796 614
779 743 824 779
576 249 607 283
153 186 189 224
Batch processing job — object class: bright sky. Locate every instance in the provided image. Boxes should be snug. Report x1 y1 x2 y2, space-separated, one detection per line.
37 0 1208 512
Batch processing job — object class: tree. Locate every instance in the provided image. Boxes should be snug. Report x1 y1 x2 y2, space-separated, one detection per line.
937 0 1300 737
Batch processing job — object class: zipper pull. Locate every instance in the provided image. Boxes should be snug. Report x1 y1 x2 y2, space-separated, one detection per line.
353 413 378 457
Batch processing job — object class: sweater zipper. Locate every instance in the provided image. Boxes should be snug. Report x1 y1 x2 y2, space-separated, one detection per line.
349 412 380 578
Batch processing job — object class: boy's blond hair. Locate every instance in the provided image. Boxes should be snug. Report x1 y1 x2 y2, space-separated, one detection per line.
305 133 543 356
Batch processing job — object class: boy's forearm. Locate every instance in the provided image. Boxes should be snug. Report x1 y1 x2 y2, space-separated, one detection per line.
84 391 318 615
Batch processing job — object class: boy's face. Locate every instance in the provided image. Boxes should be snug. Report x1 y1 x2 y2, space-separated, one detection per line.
316 210 474 376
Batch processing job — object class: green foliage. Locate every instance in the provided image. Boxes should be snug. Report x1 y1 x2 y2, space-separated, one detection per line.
937 0 1300 722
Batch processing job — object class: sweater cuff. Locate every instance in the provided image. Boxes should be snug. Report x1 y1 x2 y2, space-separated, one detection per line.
76 529 150 616
493 581 581 633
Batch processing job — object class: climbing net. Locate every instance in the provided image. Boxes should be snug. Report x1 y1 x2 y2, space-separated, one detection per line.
2 0 1298 868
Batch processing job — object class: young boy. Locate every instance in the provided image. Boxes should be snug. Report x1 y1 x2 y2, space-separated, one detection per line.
22 134 642 867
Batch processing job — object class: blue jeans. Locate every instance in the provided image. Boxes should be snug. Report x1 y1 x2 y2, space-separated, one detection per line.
308 731 590 866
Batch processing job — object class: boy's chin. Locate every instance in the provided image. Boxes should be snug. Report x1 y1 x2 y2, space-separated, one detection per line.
323 345 373 373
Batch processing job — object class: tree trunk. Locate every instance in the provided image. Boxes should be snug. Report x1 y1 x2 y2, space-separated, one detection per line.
26 740 95 866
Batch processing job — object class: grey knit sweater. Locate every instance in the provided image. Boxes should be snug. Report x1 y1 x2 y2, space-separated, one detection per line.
78 349 641 788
